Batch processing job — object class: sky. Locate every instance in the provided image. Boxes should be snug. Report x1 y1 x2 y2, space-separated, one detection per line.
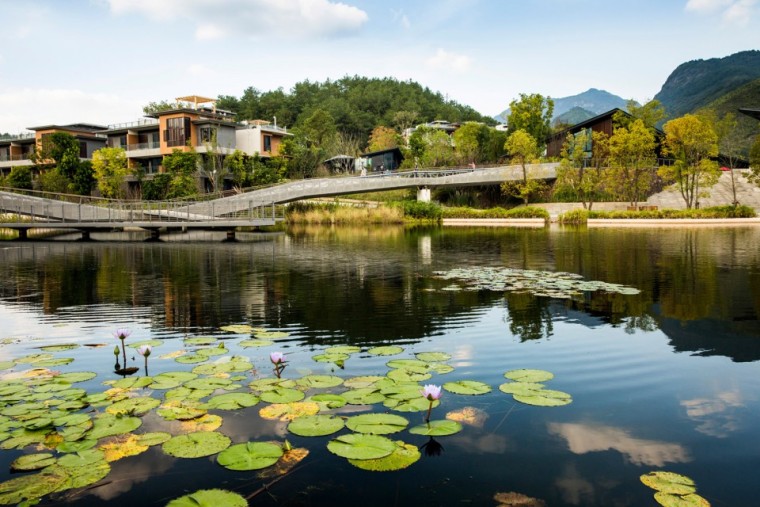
0 0 758 133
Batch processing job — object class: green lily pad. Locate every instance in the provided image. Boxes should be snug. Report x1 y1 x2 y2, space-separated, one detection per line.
254 330 290 340
204 392 260 410
184 377 233 391
384 397 437 412
165 386 214 401
324 345 360 355
309 394 347 409
162 431 231 458
443 380 492 395
0 466 67 505
35 358 75 367
56 371 97 383
157 400 207 421
239 339 274 348
640 471 698 495
197 346 228 357
498 382 545 395
653 492 710 507
345 413 409 435
192 357 252 375
343 376 384 389
341 388 385 405
216 441 283 471
106 396 160 416
415 352 451 362
327 433 397 460
249 378 297 392
129 339 163 349
259 402 320 421
38 344 79 352
167 489 248 507
56 439 97 453
296 375 344 389
14 353 54 364
10 452 57 471
136 432 172 446
367 346 404 356
0 361 15 371
184 337 217 346
504 369 554 383
348 441 420 472
260 388 305 404
220 324 253 334
287 415 345 437
312 353 349 363
409 419 463 436
386 368 432 382
513 389 572 407
175 354 208 364
88 414 142 440
112 376 153 390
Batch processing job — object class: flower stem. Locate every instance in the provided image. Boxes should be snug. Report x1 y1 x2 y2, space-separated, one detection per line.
425 401 433 422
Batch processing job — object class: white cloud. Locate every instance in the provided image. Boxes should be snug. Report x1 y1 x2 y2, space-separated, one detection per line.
685 0 757 24
186 64 215 77
391 8 411 29
0 89 143 133
426 48 471 73
106 0 369 39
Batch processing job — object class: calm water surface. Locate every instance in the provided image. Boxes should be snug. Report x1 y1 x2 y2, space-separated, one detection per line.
0 225 759 506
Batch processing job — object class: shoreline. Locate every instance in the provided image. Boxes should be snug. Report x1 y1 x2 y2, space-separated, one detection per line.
442 217 760 227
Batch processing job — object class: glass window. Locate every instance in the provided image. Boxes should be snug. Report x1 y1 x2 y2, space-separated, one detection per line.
264 135 272 152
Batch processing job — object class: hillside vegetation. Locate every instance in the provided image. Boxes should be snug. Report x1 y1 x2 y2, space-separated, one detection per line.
655 50 760 119
699 78 760 157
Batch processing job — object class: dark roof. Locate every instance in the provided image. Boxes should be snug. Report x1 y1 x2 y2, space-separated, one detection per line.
739 107 760 120
360 147 402 158
548 107 664 142
27 123 108 133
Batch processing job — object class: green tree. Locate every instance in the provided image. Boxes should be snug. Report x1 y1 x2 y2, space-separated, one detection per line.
554 130 608 209
615 99 666 130
31 132 79 169
606 119 657 207
506 93 554 149
659 114 720 209
143 100 177 115
303 108 337 149
392 110 418 133
225 149 252 189
6 166 32 190
39 169 70 194
452 122 490 164
280 131 322 178
142 173 172 200
162 149 199 198
501 129 545 205
713 112 743 205
71 160 95 196
198 130 227 193
92 147 129 199
367 126 398 152
750 135 760 185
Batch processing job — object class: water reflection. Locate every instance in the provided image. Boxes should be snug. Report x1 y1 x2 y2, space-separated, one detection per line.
681 390 745 438
547 422 691 466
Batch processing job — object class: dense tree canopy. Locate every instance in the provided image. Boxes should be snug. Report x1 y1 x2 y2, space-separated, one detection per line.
506 93 554 148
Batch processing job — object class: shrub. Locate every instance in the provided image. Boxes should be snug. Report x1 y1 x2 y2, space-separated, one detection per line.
586 206 756 219
558 209 589 224
441 206 548 219
6 166 33 190
397 200 442 220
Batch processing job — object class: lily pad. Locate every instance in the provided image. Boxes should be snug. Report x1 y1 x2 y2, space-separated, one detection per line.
204 392 260 410
0 466 67 505
498 382 545 395
157 400 207 421
239 339 274 348
106 396 160 416
88 414 142 440
296 375 344 389
249 378 297 392
640 471 698 495
348 441 420 472
184 337 217 346
367 346 404 356
443 380 492 395
287 415 345 437
309 394 347 410
254 330 290 340
386 368 431 382
38 344 79 352
10 452 57 471
56 439 97 453
0 361 15 371
129 339 163 349
179 414 223 433
345 413 409 435
184 377 233 391
504 369 555 383
56 371 97 383
312 353 349 363
217 441 284 471
324 345 360 355
384 397 436 412
259 402 320 421
343 376 384 389
220 324 253 334
653 492 711 507
327 433 397 460
162 431 231 458
112 376 153 390
341 388 385 405
409 419 463 436
192 357 252 375
175 354 208 364
513 389 572 407
260 388 305 404
197 346 228 357
136 432 172 446
167 489 248 507
415 352 451 362
98 434 149 462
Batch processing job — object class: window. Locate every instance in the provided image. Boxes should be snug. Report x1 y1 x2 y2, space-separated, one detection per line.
263 135 272 152
164 117 190 147
199 127 217 144
79 141 87 158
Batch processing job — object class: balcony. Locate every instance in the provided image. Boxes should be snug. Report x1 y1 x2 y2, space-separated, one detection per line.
0 154 34 168
126 141 161 157
106 119 159 131
0 133 36 141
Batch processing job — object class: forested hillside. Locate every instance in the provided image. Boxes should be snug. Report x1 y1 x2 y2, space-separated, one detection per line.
654 50 760 119
699 78 760 156
215 76 495 143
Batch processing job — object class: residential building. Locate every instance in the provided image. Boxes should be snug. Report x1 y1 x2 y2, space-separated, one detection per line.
545 109 623 159
0 123 106 173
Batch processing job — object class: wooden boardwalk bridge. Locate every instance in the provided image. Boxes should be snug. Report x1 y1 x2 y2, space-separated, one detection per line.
0 163 558 240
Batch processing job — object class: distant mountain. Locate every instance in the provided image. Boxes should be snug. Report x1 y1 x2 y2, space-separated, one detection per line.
698 77 760 157
654 50 760 120
552 106 596 127
495 88 629 124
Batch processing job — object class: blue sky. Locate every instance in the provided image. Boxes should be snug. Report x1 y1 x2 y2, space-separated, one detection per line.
0 0 758 133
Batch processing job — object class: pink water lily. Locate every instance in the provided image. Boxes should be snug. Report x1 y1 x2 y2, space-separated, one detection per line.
422 384 442 401
138 345 152 357
113 328 131 340
270 352 285 364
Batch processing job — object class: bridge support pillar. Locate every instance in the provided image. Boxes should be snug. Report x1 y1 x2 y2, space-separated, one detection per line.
16 229 28 240
417 187 431 203
150 229 160 241
225 230 236 242
80 230 91 241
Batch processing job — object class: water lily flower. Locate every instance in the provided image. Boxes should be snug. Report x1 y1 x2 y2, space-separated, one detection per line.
270 352 285 364
113 328 131 340
422 384 442 422
113 345 120 356
138 345 152 358
422 384 442 401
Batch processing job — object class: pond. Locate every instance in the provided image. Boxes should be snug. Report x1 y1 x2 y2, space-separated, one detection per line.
0 225 758 506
